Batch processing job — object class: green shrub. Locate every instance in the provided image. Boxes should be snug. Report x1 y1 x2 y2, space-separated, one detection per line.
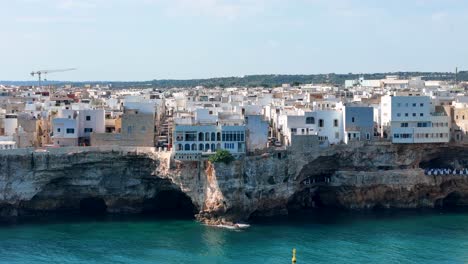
208 149 235 164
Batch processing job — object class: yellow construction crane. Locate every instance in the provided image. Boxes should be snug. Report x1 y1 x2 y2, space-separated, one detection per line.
30 68 77 88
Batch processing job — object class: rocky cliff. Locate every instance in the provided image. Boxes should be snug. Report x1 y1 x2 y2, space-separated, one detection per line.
1 144 468 224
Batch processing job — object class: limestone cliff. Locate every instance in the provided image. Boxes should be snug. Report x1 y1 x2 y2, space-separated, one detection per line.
0 144 467 224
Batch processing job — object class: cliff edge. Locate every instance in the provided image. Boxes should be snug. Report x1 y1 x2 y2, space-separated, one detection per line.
0 144 467 224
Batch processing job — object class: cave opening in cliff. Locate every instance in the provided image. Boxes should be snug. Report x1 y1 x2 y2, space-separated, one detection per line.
142 190 196 219
436 192 466 209
79 197 108 216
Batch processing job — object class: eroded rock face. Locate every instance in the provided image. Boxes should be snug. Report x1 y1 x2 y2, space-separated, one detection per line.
0 144 468 224
0 149 197 220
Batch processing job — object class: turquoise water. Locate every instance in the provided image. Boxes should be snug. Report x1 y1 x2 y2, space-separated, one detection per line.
1 211 468 264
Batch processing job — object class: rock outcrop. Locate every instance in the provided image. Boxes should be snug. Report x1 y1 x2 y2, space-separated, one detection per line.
0 143 468 224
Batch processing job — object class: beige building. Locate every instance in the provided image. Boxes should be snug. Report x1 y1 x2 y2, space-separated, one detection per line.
91 109 155 147
452 106 468 144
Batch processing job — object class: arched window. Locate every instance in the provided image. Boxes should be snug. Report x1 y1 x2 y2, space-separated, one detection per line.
199 144 204 151
211 132 216 141
217 132 221 141
184 144 190 151
216 143 221 150
191 144 197 151
306 117 315 124
177 144 183 151
198 132 204 141
205 132 210 141
211 144 216 152
205 143 210 151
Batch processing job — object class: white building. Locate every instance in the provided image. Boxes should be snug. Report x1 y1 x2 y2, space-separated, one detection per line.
277 109 343 146
78 109 105 140
381 95 450 143
3 114 18 136
52 118 79 146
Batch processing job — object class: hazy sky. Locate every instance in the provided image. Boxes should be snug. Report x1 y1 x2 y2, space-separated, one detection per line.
1 0 467 81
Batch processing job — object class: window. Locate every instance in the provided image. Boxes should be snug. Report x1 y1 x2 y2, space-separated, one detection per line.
305 117 315 124
417 122 428 127
57 128 61 133
366 133 370 140
84 128 93 133
420 103 424 107
334 119 338 127
401 123 408 127
397 103 401 107
397 113 401 117
86 116 91 121
335 132 339 139
319 119 324 127
66 128 75 134
351 117 355 123
412 113 416 117
222 131 245 142
420 113 423 117
185 132 197 141
405 113 409 117
394 134 400 138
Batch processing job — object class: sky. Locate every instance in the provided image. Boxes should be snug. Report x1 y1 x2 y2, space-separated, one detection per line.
1 0 467 81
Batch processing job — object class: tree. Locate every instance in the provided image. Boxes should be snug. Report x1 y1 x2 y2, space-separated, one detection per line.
208 149 235 164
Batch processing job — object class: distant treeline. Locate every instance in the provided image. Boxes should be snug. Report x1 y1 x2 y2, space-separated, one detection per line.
2 71 467 88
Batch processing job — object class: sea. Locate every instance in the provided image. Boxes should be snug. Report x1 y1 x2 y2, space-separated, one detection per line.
0 210 467 264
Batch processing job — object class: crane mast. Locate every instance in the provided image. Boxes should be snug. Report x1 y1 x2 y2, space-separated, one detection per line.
30 68 77 88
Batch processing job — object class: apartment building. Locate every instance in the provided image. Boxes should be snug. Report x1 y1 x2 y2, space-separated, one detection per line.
172 109 246 160
381 95 450 143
